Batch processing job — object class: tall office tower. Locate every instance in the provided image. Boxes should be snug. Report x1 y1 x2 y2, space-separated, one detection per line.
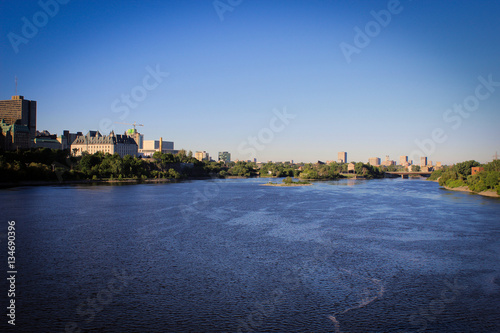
0 96 36 143
368 157 381 166
400 155 408 165
218 151 231 163
338 151 347 163
420 156 427 167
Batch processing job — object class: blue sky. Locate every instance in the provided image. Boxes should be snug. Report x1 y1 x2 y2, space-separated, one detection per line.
1 0 499 164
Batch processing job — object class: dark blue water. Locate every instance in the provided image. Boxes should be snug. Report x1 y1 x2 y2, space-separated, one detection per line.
1 178 499 332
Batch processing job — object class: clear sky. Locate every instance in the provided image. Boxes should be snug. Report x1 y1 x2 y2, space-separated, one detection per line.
1 0 499 164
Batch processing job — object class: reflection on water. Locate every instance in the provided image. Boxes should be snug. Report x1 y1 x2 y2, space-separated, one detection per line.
0 178 499 332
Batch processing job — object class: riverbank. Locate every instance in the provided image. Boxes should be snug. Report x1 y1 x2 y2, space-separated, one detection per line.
443 185 500 198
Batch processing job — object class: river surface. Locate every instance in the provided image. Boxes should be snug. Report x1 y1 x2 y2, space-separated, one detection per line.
0 178 499 332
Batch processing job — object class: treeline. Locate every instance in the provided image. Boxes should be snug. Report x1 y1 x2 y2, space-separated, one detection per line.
429 160 500 194
0 149 224 182
0 148 75 182
252 161 383 179
1 148 386 183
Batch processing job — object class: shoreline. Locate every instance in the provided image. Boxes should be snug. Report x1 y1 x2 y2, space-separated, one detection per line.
443 185 499 198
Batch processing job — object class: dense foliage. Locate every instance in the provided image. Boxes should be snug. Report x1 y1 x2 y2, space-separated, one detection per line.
1 149 388 184
0 149 224 182
430 160 500 194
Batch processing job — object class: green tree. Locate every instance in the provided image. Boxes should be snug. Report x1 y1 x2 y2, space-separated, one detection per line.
453 160 480 177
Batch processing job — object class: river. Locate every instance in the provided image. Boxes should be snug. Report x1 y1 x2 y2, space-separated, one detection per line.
1 178 499 332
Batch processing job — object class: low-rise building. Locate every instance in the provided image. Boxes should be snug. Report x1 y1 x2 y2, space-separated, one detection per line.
34 137 62 149
34 130 62 149
471 167 484 175
139 137 177 156
71 130 138 157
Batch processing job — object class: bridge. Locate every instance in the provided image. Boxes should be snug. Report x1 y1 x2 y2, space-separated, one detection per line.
385 171 432 178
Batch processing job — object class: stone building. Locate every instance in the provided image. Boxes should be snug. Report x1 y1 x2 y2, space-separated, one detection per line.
71 131 138 157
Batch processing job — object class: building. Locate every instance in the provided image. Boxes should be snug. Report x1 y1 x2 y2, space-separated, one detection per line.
33 130 62 149
420 157 427 167
195 151 209 161
471 167 484 175
71 130 138 157
139 137 177 156
61 130 83 149
338 151 347 164
0 119 30 150
399 155 409 166
368 157 381 166
0 96 36 144
218 151 231 163
34 137 62 149
126 128 144 150
347 162 356 173
60 130 84 150
382 160 396 166
381 155 396 167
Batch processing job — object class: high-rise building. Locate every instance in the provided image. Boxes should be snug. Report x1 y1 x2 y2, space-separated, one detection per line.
420 157 427 167
195 151 209 161
338 151 347 164
399 155 408 166
368 157 381 166
0 95 36 144
218 151 231 163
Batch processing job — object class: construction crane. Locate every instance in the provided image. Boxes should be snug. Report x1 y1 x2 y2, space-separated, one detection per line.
114 121 144 130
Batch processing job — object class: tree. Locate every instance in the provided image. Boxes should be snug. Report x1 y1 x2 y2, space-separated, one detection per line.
454 160 480 177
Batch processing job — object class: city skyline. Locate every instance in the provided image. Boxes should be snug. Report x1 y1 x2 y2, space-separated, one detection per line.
1 1 499 164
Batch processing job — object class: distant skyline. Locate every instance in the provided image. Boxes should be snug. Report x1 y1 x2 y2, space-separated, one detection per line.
1 0 499 164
